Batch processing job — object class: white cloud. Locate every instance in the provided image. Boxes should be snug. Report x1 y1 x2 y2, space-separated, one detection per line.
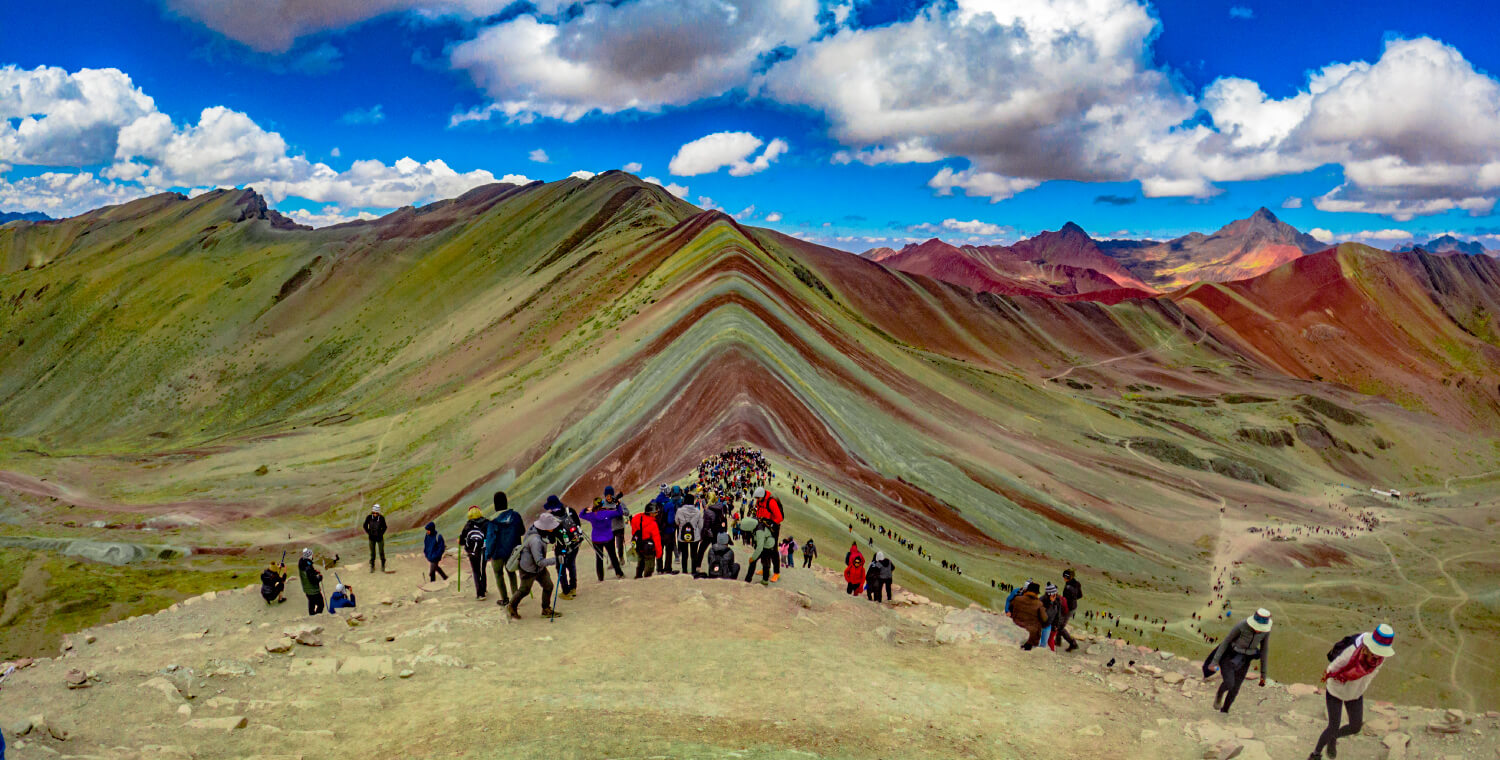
448 0 820 123
927 168 1040 203
330 146 341 157
1352 229 1414 241
569 169 596 180
696 195 720 210
0 171 148 217
940 218 1011 237
258 157 519 207
0 65 159 166
339 104 384 125
283 205 380 227
832 140 944 166
1309 228 1334 243
1281 196 1303 209
164 0 513 53
622 161 642 173
733 204 755 220
529 148 550 163
765 211 783 222
668 131 788 177
642 176 689 198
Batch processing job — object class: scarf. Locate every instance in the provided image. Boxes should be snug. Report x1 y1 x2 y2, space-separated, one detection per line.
1326 643 1382 683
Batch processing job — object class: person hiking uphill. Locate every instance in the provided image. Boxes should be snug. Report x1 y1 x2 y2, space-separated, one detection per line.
675 492 706 576
1057 569 1082 652
260 561 288 604
542 495 583 598
740 515 776 584
506 513 563 620
422 522 448 582
843 543 865 595
706 532 738 579
486 492 524 606
1309 624 1394 760
655 486 682 574
603 485 629 560
802 538 817 568
298 548 325 616
460 506 490 600
1009 582 1047 650
1043 583 1069 651
1205 608 1272 714
630 503 663 578
752 486 784 580
362 504 387 573
1005 579 1031 614
866 551 894 602
580 498 626 581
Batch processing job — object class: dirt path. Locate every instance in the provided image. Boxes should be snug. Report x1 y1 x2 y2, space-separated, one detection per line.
1044 315 1206 381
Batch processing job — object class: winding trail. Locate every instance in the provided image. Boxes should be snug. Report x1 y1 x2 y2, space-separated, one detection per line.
1044 316 1207 382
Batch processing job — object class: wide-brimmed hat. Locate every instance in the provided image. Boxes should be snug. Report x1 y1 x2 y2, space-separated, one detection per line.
534 513 561 531
1364 624 1395 657
1248 608 1273 633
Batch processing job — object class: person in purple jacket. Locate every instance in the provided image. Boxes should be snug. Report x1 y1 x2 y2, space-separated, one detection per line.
580 498 626 581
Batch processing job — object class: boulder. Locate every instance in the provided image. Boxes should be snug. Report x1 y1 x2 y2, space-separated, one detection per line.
294 631 323 647
1426 721 1461 734
265 639 292 654
1204 740 1241 760
141 676 187 705
1382 732 1410 760
64 668 89 689
935 607 1023 645
1163 672 1185 685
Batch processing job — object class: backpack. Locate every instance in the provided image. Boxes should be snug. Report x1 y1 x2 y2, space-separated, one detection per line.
636 534 656 558
462 524 485 557
1327 633 1360 662
679 523 696 544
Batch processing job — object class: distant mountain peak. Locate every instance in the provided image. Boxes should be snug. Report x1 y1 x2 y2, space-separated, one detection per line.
1058 221 1089 237
1250 206 1279 223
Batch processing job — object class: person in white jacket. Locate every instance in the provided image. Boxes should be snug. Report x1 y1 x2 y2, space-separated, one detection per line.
675 493 706 576
1309 624 1394 760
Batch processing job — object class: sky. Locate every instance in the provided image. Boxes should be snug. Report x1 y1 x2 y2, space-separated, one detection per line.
2 0 1499 251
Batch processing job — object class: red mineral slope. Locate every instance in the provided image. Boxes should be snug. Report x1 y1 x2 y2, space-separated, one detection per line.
1115 207 1325 290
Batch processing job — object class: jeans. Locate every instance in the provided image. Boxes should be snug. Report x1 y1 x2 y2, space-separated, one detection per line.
509 569 556 613
1217 652 1254 713
428 560 448 582
468 553 488 598
368 537 385 570
592 541 624 580
658 533 677 572
490 559 517 601
1314 694 1363 756
306 592 325 616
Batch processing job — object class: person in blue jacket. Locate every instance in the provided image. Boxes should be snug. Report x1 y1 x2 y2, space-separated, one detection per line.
1005 579 1031 614
328 583 357 613
423 522 448 582
486 491 525 606
655 487 682 574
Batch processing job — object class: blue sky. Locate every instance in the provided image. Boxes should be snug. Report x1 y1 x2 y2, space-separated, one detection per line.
2 0 1499 250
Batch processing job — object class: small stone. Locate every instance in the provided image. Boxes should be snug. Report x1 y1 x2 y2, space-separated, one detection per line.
8 717 33 736
265 639 292 654
84 634 96 644
1079 724 1103 737
1444 708 1465 724
178 704 193 717
64 668 89 689
1158 651 1174 661
1232 726 1254 740
294 631 323 647
1427 721 1461 734
1163 672 1185 685
399 669 414 679
185 716 248 732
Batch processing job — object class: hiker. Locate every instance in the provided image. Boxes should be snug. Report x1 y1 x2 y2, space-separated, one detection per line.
460 506 490 600
1205 607 1272 714
752 486 784 579
507 513 563 620
362 504 387 573
802 538 817 567
486 492 524 606
630 503 663 578
1004 579 1030 614
656 487 682 574
707 532 738 579
1309 625 1394 760
298 548 325 615
1043 583 1069 651
603 485 628 560
866 551 894 602
580 498 626 581
422 522 448 582
740 515 776 584
1009 582 1047 650
328 583 357 613
785 537 797 571
543 495 583 597
676 492 706 576
1058 569 1082 652
843 542 865 595
702 489 730 540
260 561 287 604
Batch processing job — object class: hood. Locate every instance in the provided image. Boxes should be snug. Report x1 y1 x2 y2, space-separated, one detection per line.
716 533 730 546
424 522 436 532
874 551 885 563
544 495 563 512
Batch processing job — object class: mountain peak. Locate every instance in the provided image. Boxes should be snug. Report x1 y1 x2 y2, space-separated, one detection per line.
1059 221 1089 237
1250 206 1279 224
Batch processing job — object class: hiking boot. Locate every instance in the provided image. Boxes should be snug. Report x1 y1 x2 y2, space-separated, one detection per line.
1066 643 1079 652
506 607 521 620
560 592 576 600
1325 742 1337 759
771 573 780 582
541 609 563 619
369 566 376 573
1213 691 1224 711
496 598 510 607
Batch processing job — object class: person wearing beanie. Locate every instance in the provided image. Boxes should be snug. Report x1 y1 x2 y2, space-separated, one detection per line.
328 582 357 613
707 531 738 579
630 503 663 578
580 497 627 581
422 522 448 582
485 492 524 605
866 551 895 602
460 506 491 600
542 495 583 598
1058 569 1082 652
362 504 388 574
1042 583 1069 651
1207 607 1273 714
1009 582 1047 650
741 515 777 585
801 538 817 568
752 486 784 580
1004 579 1031 614
655 487 682 574
507 513 563 620
298 547 325 616
1310 624 1394 760
260 560 288 604
603 485 629 561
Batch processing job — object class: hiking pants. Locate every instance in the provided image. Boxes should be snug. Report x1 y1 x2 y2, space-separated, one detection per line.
558 551 578 593
680 541 707 574
1020 624 1042 649
509 569 556 613
868 578 891 602
592 540 624 581
845 582 861 595
428 559 448 582
803 554 813 568
635 550 655 578
306 592 325 616
658 533 677 572
490 559 517 602
1217 652 1255 712
1055 621 1077 649
769 523 781 573
745 549 774 582
1314 694 1363 756
468 553 488 598
368 537 385 570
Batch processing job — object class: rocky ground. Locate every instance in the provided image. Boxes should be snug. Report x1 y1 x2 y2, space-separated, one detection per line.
1 552 1496 760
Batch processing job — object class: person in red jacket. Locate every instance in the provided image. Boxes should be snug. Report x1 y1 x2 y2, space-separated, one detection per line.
753 487 784 580
843 542 865 595
629 503 663 579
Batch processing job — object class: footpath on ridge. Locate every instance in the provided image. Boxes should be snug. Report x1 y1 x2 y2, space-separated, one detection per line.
1 552 1496 760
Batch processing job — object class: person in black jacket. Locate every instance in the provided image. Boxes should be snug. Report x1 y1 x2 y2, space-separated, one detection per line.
1057 569 1082 652
260 561 287 604
866 551 894 602
298 548 324 615
460 506 490 600
362 504 388 573
802 538 817 568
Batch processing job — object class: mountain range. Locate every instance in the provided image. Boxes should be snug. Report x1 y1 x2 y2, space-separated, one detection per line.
2 173 1499 706
0 209 51 225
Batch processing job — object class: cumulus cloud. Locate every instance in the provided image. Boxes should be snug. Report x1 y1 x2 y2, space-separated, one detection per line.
0 171 148 217
940 218 1010 237
1281 196 1303 209
283 204 381 227
668 132 787 177
622 161 642 173
765 211 783 222
529 149 550 163
732 204 755 220
164 0 512 53
1309 228 1334 242
448 0 820 123
0 65 159 166
569 169 596 180
642 176 689 198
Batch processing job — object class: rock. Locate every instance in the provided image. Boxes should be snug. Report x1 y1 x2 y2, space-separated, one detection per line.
1163 672 1185 685
294 631 323 647
1078 724 1103 737
8 716 33 736
935 607 1025 645
379 597 395 606
399 669 414 679
64 668 89 689
1365 715 1401 735
178 704 193 717
84 634 96 644
1158 651 1174 661
205 697 240 709
1382 732 1410 760
1087 645 1105 655
1445 708 1465 723
289 658 339 676
141 676 188 705
185 716 248 732
1232 726 1254 740
872 626 896 642
46 716 73 742
1205 740 1242 760
265 638 292 654
1287 683 1320 697
1427 721 1461 734
338 656 394 676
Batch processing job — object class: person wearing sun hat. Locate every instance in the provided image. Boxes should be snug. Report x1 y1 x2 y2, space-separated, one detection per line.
1310 624 1394 760
1206 607 1273 714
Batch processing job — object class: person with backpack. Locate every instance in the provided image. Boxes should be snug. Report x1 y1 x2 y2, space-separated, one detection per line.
655 487 682 574
362 504 388 574
460 506 490 600
485 492 524 606
702 491 729 542
580 498 627 581
843 542 865 595
1205 608 1272 714
603 486 628 560
740 516 776 584
706 532 738 579
802 538 817 568
1004 579 1031 614
675 493 706 576
1043 583 1069 651
1009 582 1047 650
752 487 784 580
260 561 288 604
630 503 663 578
506 513 563 620
422 522 448 582
866 551 894 602
1057 569 1082 652
784 537 798 571
298 548 325 615
542 495 583 598
328 583 357 613
1309 624 1394 760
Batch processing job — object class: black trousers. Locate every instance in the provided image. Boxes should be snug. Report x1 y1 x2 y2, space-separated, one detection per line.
803 554 814 567
557 551 577 593
368 537 385 570
745 549 774 582
509 569 555 613
658 533 677 572
592 541 624 580
468 553 488 598
635 549 655 578
306 592 325 615
1314 693 1363 756
1055 618 1077 649
680 541 707 574
1217 652 1253 712
428 559 448 582
769 524 781 573
868 578 891 602
845 582 861 595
